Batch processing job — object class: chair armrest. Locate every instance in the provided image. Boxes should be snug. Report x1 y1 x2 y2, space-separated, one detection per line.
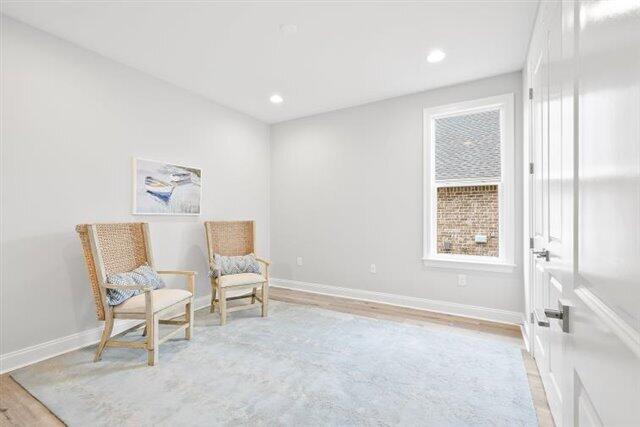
157 270 197 276
255 257 270 278
157 270 196 294
102 283 153 292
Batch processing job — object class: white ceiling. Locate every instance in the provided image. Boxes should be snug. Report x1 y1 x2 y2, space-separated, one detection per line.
1 1 538 123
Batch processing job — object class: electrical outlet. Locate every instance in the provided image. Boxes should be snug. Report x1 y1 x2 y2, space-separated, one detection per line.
296 257 303 266
458 274 467 287
474 234 488 244
370 264 376 274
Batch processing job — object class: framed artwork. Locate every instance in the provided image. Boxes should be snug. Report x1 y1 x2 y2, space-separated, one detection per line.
132 158 202 215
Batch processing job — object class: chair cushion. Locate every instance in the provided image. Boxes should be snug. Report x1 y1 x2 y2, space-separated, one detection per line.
113 289 192 314
218 273 266 288
106 264 165 306
210 253 261 278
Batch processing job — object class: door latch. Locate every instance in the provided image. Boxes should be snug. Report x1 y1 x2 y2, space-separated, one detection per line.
532 249 549 261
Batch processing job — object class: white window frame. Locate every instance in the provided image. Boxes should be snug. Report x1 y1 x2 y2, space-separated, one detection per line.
423 93 515 273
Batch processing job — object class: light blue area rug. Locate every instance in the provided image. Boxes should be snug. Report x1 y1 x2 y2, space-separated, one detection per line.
12 301 537 426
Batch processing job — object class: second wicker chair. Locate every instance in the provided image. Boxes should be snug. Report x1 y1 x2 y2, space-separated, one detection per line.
204 221 270 325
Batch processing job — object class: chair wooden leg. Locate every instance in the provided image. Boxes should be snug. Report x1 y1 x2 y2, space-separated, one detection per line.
251 287 257 304
94 312 114 362
261 282 269 317
185 298 194 340
219 288 227 325
210 284 217 313
147 313 159 366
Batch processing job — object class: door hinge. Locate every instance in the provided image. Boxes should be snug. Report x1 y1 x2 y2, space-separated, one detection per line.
529 237 534 249
528 88 533 100
529 162 534 175
530 312 535 323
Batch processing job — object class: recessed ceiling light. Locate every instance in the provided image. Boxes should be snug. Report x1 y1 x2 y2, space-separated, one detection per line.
279 24 298 35
270 94 284 104
427 49 446 63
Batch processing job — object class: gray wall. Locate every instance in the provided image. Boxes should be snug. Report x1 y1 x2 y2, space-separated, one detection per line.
0 14 523 359
0 16 270 354
270 71 524 313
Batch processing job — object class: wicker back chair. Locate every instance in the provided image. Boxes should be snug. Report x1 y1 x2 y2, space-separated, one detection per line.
204 221 270 325
76 223 196 366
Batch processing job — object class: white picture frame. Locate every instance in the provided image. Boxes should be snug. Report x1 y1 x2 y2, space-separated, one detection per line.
132 157 202 216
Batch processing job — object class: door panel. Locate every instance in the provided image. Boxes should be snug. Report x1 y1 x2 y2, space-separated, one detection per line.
574 375 603 427
547 276 563 400
576 0 640 327
532 51 545 240
547 10 563 244
567 0 640 425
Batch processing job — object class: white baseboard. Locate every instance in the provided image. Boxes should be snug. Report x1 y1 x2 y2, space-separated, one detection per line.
521 316 532 353
271 278 523 326
0 295 211 375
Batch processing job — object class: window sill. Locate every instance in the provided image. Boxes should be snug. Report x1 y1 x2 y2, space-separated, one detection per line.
422 255 516 273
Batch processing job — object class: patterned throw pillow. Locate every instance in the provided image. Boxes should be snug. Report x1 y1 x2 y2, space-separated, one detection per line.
210 253 261 278
106 264 165 306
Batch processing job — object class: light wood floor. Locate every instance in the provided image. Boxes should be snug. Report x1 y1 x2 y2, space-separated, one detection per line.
0 287 554 426
0 375 63 426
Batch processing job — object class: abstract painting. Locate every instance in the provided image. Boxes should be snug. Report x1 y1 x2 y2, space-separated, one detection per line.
132 158 202 215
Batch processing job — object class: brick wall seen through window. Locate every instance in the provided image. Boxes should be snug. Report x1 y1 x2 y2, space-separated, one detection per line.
436 185 499 257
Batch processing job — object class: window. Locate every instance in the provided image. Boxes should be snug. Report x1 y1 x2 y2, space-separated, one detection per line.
423 94 515 272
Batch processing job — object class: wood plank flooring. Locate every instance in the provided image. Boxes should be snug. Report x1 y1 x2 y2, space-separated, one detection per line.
1 287 554 426
0 375 63 426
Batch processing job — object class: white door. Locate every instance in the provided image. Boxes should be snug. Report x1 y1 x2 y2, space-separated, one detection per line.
529 2 569 424
564 1 640 426
527 1 640 426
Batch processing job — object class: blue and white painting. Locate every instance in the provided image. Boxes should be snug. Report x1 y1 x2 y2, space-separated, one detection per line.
133 158 202 215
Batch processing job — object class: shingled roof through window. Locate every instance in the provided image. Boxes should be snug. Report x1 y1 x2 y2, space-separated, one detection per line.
434 109 501 182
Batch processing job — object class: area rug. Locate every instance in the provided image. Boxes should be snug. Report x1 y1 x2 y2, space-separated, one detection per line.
12 301 537 426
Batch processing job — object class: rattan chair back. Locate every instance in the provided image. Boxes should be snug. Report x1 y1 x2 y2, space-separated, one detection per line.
204 221 255 262
76 223 153 320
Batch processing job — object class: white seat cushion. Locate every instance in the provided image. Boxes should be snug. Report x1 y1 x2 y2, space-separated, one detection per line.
218 273 266 288
113 289 192 314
